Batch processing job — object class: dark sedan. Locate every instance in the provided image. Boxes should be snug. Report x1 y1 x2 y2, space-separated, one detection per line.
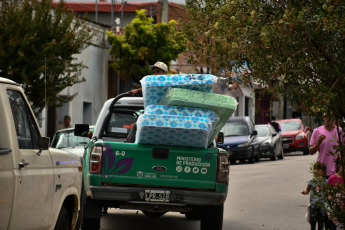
218 116 259 164
255 124 284 160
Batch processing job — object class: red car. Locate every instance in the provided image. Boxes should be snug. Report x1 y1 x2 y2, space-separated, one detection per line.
276 119 311 155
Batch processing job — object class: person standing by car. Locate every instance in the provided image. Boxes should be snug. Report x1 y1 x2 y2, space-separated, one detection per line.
59 115 72 130
268 116 282 135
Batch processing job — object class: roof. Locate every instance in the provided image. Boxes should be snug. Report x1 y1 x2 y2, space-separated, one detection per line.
52 1 183 13
0 77 19 86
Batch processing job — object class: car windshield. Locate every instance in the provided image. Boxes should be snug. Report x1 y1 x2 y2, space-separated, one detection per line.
256 126 270 137
51 130 90 149
221 122 249 136
279 121 301 131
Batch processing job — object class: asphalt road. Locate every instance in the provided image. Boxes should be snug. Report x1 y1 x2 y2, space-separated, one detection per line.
100 152 318 230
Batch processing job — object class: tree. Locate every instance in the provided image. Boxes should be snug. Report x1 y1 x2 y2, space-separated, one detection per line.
107 9 186 82
0 0 93 116
183 0 345 225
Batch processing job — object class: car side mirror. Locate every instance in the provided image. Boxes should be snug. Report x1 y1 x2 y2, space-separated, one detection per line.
36 137 50 156
272 133 277 137
37 137 50 149
305 127 311 132
252 130 258 136
217 132 224 144
75 124 90 137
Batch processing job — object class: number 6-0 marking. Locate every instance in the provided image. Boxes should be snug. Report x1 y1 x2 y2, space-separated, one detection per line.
115 151 126 156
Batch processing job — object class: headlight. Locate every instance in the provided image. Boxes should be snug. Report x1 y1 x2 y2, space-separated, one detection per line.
263 139 271 144
238 142 249 147
296 133 305 140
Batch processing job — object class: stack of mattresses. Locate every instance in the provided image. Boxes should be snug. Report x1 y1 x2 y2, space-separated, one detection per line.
135 74 237 148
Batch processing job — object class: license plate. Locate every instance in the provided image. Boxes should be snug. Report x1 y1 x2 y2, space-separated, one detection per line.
283 144 289 148
145 190 170 202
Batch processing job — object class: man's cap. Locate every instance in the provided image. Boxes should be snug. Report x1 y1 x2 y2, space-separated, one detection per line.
149 61 168 72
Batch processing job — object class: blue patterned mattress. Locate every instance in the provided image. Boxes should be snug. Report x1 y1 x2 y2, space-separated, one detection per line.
135 114 211 148
140 74 217 108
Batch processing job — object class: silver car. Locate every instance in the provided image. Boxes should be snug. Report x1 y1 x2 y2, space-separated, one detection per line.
255 124 284 160
51 126 94 160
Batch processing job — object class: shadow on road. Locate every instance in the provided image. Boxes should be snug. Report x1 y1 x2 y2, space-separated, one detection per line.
100 210 199 230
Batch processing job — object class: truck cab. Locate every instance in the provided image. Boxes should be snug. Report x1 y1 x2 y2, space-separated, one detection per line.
0 77 82 230
76 93 230 230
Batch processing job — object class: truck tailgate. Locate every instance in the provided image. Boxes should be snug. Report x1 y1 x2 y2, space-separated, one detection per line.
99 142 218 190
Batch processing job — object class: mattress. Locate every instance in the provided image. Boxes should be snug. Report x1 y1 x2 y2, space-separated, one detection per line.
135 114 211 148
140 74 217 108
159 88 238 145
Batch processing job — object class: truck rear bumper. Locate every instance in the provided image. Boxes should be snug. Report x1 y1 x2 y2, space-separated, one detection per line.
90 186 226 206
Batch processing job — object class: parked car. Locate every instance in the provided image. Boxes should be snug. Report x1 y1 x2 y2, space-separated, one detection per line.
51 126 94 161
218 116 259 164
255 124 284 160
276 118 311 155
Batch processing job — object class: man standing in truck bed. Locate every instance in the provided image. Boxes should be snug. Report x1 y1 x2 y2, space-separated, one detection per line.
126 61 168 143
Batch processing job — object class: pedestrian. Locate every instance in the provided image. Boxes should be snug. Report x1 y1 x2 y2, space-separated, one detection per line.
309 115 341 229
268 116 282 135
326 158 345 230
309 115 341 178
301 162 328 230
127 61 168 96
59 115 72 130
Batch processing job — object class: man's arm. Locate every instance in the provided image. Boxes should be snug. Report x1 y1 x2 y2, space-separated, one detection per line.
309 135 326 155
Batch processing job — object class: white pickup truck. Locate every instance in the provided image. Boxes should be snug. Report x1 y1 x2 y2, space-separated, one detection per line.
0 77 83 230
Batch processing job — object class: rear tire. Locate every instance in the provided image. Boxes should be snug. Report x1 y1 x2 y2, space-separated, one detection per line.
200 205 224 230
54 206 70 230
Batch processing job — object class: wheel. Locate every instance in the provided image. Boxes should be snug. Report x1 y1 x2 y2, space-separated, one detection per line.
54 206 70 230
81 217 100 230
142 210 166 219
200 205 224 230
255 150 260 162
270 146 277 161
248 147 255 164
185 206 201 220
278 147 284 160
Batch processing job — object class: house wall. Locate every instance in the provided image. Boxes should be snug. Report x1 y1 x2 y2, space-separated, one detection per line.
56 23 109 131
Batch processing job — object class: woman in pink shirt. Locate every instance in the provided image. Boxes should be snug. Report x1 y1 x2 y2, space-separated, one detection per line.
309 117 341 178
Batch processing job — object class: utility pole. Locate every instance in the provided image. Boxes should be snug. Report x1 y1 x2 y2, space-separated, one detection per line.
95 0 98 22
111 0 114 32
121 0 126 35
162 0 168 23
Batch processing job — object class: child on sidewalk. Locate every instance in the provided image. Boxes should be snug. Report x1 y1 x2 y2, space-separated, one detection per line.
302 162 328 230
326 158 345 230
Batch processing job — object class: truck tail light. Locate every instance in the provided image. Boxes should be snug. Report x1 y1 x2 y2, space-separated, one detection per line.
89 145 103 174
217 153 230 184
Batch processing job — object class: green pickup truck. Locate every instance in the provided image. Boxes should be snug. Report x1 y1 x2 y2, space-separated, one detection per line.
76 93 230 230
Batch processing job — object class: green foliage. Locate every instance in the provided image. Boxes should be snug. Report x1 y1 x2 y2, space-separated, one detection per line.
184 0 345 225
0 0 93 116
107 9 186 81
